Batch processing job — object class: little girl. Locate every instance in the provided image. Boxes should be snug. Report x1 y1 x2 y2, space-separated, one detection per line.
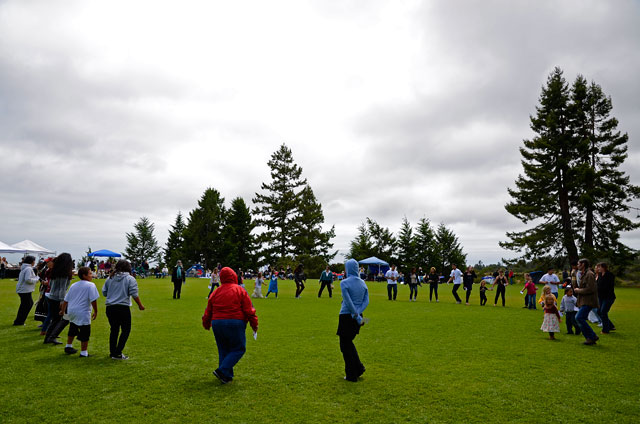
479 280 488 306
252 272 264 298
266 270 278 298
541 295 562 339
207 267 220 298
538 286 556 308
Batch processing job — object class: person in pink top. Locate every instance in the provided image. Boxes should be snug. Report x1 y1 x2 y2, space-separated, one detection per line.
522 273 537 310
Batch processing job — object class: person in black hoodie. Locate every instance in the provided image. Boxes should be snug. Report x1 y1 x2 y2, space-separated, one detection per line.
427 267 439 302
462 266 476 305
596 262 616 334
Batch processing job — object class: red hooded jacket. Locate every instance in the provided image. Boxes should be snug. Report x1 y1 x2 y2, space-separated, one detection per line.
202 267 258 331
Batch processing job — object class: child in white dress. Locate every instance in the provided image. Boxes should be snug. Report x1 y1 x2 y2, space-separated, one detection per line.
252 272 264 298
541 295 562 340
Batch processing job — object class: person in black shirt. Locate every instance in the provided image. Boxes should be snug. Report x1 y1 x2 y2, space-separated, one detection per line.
294 264 306 298
462 266 476 305
427 267 439 302
597 262 616 334
493 269 508 307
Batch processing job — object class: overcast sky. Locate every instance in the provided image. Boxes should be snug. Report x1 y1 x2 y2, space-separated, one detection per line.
1 0 639 266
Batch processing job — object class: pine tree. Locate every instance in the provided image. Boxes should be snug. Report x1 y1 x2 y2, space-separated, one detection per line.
366 218 397 264
291 185 336 262
223 197 256 270
414 217 436 267
433 223 466 272
124 217 160 267
346 222 375 260
502 67 580 262
571 77 640 262
164 211 186 269
253 144 307 264
182 188 227 269
396 216 416 273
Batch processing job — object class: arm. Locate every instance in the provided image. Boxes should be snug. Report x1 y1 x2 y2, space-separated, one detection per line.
59 300 67 316
559 297 565 313
202 297 214 330
91 300 98 320
27 268 40 285
133 296 145 310
357 287 369 316
341 284 362 324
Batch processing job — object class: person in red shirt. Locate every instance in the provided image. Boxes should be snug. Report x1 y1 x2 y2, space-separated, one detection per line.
523 273 538 310
202 267 258 384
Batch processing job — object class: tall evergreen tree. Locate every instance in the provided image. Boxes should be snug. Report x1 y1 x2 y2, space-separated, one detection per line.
433 223 466 272
414 217 436 267
571 76 640 261
502 67 580 262
291 185 336 262
164 211 186 269
366 217 397 263
223 197 256 270
124 217 160 266
182 188 227 269
396 216 416 272
253 144 307 265
346 222 375 260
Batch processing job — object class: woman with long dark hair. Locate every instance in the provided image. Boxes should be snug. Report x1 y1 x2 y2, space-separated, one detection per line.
427 267 439 302
493 269 508 307
43 253 74 344
463 266 476 305
294 264 306 299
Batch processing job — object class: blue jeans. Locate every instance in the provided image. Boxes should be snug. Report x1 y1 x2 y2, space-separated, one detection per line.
526 294 536 309
211 319 247 379
576 305 597 341
599 298 616 332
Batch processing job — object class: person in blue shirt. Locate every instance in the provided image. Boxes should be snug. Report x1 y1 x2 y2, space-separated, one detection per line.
171 260 186 299
337 259 369 382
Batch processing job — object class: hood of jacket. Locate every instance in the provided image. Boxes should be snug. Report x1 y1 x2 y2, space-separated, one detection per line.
220 267 238 285
21 263 33 272
111 272 131 283
345 259 359 278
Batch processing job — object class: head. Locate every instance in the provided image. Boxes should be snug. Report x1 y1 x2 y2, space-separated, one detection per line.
547 267 554 275
78 266 93 281
499 269 504 276
570 260 578 270
176 260 183 267
344 259 359 277
542 286 551 295
565 287 573 297
411 268 416 274
467 266 473 272
23 255 36 266
599 262 608 272
578 258 590 272
115 259 132 274
258 272 262 278
51 253 73 279
451 264 457 270
430 267 436 274
480 280 486 287
544 295 555 307
326 265 330 272
294 264 303 273
391 264 396 271
213 267 218 275
524 272 531 281
219 267 238 285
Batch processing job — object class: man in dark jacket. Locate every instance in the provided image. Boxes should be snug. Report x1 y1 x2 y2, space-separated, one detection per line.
172 260 186 299
597 262 616 334
574 259 599 345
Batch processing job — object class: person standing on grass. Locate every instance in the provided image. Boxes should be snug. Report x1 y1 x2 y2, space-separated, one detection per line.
13 255 39 326
294 264 306 298
408 268 420 302
266 268 278 298
337 259 369 382
596 262 616 334
539 268 561 302
385 264 399 301
479 280 489 306
447 264 463 304
560 287 580 335
522 273 537 310
208 267 220 298
103 260 145 360
427 267 439 302
462 266 476 305
202 267 258 384
252 272 264 299
319 265 334 298
44 253 74 344
540 295 562 340
573 258 600 345
172 260 186 299
60 267 99 357
492 269 508 307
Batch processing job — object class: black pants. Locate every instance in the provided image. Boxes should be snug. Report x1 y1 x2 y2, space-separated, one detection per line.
106 305 131 357
480 291 487 305
387 284 397 300
452 284 462 303
318 281 332 298
207 283 219 298
14 293 34 325
44 299 68 341
337 314 364 381
429 283 438 301
295 281 305 297
173 281 182 299
465 286 472 303
565 311 581 335
494 284 506 306
409 283 418 299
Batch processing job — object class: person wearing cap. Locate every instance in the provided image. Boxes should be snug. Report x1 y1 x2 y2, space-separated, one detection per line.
202 267 258 384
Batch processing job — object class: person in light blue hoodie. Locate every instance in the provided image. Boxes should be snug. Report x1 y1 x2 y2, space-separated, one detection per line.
337 259 369 382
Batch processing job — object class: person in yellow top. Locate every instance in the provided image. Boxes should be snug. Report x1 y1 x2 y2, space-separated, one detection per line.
538 285 557 307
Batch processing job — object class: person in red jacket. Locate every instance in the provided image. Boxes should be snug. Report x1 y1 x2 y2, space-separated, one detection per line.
202 267 258 384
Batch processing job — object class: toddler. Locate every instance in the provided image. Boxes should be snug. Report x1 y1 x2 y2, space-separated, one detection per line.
479 280 488 306
266 271 278 298
540 295 562 340
560 287 581 335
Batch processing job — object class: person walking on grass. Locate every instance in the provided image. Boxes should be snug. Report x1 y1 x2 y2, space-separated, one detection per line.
319 266 334 298
522 273 537 309
60 267 99 357
596 262 616 334
574 259 600 345
426 267 439 302
172 260 186 299
208 267 220 298
541 295 561 340
447 264 463 304
462 266 476 305
408 268 420 302
266 269 278 298
560 287 580 335
103 260 145 360
492 269 508 307
13 255 39 326
479 280 489 306
202 267 258 384
294 264 306 298
385 264 399 301
44 253 74 344
337 259 369 382
252 272 264 299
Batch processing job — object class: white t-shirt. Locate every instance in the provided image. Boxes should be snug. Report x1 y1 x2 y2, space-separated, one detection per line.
539 273 560 293
64 280 99 326
385 269 399 285
450 269 463 284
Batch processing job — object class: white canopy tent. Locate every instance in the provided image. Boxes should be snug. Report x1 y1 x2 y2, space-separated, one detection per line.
10 240 56 255
0 240 22 254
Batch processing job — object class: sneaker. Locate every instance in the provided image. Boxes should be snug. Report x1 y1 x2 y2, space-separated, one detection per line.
436 299 439 302
456 301 461 304
79 353 91 358
583 339 597 345
344 376 358 382
64 347 78 355
111 354 129 360
213 369 229 384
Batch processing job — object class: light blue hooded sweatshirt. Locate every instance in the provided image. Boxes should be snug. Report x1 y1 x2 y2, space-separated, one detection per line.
339 259 369 325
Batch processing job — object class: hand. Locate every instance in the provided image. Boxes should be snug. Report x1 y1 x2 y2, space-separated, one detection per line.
138 304 145 311
92 311 98 320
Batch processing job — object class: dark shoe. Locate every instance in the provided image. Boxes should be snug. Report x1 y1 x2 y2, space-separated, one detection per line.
583 339 596 345
213 369 230 384
594 336 600 342
358 366 366 377
12 323 25 326
45 339 62 345
79 354 91 358
64 347 78 355
111 354 129 360
601 331 610 335
344 376 358 382
567 332 574 335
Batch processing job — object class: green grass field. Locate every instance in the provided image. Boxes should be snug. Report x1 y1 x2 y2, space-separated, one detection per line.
1 277 639 423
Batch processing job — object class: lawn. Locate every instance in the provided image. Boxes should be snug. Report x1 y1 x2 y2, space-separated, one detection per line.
1 277 639 423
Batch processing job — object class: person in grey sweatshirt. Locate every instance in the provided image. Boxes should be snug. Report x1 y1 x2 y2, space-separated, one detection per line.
14 256 39 326
337 259 369 382
102 260 145 360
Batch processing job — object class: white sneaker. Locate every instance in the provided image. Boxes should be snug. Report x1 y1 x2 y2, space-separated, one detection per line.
436 299 439 302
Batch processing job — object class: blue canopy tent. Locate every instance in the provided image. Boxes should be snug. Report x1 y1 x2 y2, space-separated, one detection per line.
358 256 390 278
88 249 122 258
